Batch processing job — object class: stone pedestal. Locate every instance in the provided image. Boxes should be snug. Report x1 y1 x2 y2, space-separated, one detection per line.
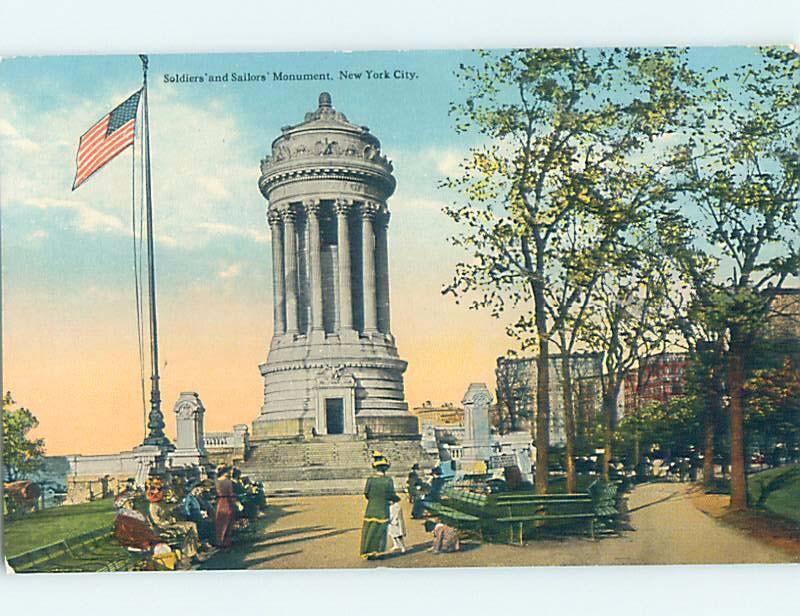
461 383 493 463
132 444 167 488
168 392 208 469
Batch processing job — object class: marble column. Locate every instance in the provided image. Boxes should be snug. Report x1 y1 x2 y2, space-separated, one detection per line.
335 199 354 334
282 206 299 334
305 199 324 334
268 209 286 335
375 208 391 335
361 201 379 333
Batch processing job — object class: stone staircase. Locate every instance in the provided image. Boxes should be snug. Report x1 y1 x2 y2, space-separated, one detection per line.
241 435 435 496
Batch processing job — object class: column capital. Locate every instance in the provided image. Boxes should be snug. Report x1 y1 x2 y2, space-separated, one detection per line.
267 208 282 226
280 205 298 223
303 199 322 217
361 201 380 221
335 198 353 215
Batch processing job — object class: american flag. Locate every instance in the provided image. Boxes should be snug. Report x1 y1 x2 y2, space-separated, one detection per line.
72 90 142 190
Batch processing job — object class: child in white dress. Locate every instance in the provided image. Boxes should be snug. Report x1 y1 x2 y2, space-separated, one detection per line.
387 500 407 553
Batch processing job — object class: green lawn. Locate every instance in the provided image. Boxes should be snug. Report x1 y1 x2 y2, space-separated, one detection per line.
3 498 116 558
747 464 800 524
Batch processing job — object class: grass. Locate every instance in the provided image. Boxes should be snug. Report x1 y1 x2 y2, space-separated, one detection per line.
747 464 800 524
3 498 116 558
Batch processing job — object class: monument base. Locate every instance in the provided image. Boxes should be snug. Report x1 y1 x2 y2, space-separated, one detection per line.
240 433 435 496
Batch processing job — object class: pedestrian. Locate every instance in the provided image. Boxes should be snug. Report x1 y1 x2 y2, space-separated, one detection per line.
214 465 237 549
387 500 407 553
359 451 400 560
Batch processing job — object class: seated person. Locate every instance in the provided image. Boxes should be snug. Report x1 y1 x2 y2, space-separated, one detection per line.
147 477 201 562
182 483 215 544
113 491 161 551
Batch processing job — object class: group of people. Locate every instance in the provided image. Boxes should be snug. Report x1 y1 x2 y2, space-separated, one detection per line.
113 464 267 568
358 453 461 560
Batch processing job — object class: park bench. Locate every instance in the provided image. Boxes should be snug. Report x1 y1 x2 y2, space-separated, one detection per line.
425 480 620 545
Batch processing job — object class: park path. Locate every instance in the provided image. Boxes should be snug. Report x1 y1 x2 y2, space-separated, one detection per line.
200 482 794 570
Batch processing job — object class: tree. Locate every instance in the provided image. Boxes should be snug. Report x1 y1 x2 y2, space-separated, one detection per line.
443 48 696 492
2 392 46 481
675 47 800 509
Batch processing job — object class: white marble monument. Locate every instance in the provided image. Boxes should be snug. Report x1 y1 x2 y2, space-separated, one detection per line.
252 93 417 440
461 383 493 463
168 391 207 468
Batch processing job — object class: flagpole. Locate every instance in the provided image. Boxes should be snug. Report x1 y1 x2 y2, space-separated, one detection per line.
139 54 169 448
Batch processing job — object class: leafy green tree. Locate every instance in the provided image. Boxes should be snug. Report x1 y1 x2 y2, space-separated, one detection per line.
443 48 696 492
2 392 46 481
674 47 800 509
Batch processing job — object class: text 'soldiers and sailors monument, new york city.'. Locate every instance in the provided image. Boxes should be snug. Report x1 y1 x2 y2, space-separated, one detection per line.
244 92 428 488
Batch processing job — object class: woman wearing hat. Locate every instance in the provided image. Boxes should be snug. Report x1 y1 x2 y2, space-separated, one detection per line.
214 465 236 549
360 452 400 559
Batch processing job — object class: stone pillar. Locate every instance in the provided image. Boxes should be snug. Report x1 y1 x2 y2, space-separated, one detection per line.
335 199 354 335
375 208 391 335
268 209 286 335
169 392 208 469
283 206 299 334
305 199 324 335
361 201 379 333
461 383 493 464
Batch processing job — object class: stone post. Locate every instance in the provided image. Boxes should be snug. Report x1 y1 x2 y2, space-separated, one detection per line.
169 391 208 469
461 383 493 464
268 209 286 336
361 201 379 333
335 199 354 335
375 208 391 335
282 206 299 334
305 199 324 336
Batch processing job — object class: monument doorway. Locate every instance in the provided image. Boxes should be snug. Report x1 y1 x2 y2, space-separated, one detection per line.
325 398 345 434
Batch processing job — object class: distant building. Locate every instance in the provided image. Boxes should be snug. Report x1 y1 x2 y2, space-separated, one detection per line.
410 401 464 431
768 288 800 341
495 353 603 446
624 352 691 412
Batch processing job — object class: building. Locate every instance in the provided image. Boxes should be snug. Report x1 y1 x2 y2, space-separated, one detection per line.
495 353 603 446
410 401 464 430
252 92 417 440
768 288 800 342
623 352 691 412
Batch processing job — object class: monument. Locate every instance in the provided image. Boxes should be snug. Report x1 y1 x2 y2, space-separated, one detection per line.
168 392 207 468
252 92 417 440
461 383 493 464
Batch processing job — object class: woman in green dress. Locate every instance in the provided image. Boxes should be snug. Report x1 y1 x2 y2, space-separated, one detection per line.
360 452 400 559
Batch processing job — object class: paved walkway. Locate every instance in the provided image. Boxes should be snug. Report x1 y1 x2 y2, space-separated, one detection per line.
201 482 795 570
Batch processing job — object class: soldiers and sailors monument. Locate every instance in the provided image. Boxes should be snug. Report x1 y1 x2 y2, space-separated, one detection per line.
246 92 425 484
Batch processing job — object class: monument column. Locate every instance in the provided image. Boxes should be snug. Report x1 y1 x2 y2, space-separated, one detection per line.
282 206 299 335
375 208 391 335
361 201 379 333
335 199 354 335
268 209 286 336
305 199 324 335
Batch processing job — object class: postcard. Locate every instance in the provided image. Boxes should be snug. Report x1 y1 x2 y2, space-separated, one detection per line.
2 47 799 573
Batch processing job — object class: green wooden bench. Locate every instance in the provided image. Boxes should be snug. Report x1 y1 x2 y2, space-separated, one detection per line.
424 480 620 545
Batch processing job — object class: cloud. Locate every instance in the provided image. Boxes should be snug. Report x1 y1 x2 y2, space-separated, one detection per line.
196 221 268 244
0 87 264 252
27 229 48 240
218 262 243 279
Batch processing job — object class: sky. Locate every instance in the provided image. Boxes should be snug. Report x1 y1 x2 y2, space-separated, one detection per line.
0 47 787 455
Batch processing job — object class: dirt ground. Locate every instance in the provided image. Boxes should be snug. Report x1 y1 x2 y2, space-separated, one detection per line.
200 482 797 570
691 486 800 559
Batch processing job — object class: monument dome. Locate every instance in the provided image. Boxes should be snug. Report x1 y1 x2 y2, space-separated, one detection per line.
252 92 417 440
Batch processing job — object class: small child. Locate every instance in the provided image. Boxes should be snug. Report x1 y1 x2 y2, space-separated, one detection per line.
388 500 407 553
425 519 461 554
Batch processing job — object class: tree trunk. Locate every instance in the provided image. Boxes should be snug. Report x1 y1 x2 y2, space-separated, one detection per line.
727 341 748 510
534 289 551 495
602 385 619 481
703 365 722 489
561 354 578 493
